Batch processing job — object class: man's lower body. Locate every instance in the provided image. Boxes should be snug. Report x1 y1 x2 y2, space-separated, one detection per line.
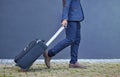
44 21 86 68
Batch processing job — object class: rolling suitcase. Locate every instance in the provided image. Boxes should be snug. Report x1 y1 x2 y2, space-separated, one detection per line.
14 26 64 71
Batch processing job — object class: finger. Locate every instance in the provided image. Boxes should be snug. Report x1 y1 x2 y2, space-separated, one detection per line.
61 23 64 27
64 24 67 28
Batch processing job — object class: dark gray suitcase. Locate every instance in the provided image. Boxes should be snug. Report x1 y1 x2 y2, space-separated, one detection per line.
14 27 64 71
14 39 47 71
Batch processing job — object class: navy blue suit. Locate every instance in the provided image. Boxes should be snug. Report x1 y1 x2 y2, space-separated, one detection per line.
48 0 84 64
62 0 84 21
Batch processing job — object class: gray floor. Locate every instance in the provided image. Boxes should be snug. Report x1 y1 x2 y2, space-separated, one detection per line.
0 59 120 65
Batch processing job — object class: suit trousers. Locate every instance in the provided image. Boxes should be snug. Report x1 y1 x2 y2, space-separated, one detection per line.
48 21 81 64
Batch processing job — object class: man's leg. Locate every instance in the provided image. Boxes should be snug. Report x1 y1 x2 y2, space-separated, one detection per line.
69 22 86 68
70 22 81 64
48 21 78 57
43 21 78 68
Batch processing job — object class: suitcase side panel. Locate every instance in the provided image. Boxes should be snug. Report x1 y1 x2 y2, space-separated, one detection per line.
14 39 37 62
14 40 47 70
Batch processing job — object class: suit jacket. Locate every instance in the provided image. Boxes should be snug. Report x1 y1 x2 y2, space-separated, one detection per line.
62 0 84 21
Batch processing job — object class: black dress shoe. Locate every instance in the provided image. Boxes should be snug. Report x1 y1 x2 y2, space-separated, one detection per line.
69 62 87 69
43 51 51 68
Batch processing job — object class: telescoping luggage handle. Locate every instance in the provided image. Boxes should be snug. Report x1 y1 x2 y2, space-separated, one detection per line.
46 26 64 46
